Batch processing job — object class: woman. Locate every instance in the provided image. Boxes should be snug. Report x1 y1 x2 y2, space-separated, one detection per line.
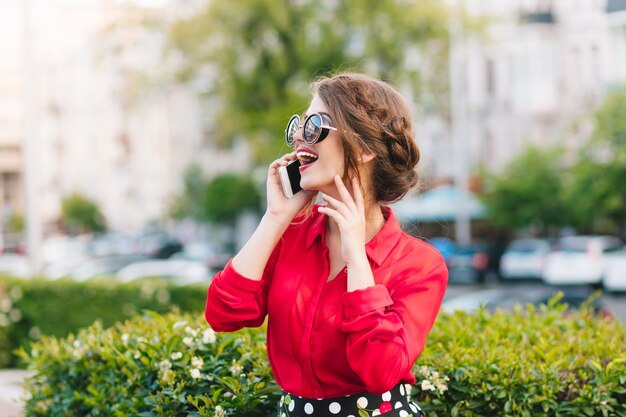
205 72 448 417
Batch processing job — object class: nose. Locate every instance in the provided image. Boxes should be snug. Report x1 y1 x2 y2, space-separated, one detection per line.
292 124 305 146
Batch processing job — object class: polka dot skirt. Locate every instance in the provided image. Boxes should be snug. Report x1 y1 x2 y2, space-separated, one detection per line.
277 383 425 417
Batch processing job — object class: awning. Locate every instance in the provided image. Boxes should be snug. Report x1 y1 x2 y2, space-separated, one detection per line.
392 185 487 222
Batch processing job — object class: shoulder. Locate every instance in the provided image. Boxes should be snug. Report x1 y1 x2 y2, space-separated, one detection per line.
394 233 447 276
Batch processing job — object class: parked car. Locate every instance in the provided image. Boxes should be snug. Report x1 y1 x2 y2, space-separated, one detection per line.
604 248 626 292
116 259 211 285
542 235 623 286
69 254 149 281
499 238 551 280
442 285 612 317
172 240 230 272
446 242 502 284
0 254 32 278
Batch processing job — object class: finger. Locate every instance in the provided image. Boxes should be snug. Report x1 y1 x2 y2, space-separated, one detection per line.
333 175 357 211
317 206 345 226
270 152 297 169
321 193 351 218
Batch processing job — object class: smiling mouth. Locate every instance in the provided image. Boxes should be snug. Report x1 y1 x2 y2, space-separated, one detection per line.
297 151 319 166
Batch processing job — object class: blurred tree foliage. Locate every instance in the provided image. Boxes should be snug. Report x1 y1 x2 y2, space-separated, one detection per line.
479 146 569 234
170 167 261 225
169 164 207 221
566 86 626 234
480 86 626 237
166 0 458 162
61 194 106 234
202 174 261 225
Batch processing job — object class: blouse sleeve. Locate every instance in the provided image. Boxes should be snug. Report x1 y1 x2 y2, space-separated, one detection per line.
205 242 282 332
339 261 448 393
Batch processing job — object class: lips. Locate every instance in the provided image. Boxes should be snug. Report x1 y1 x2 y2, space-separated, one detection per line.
296 146 319 166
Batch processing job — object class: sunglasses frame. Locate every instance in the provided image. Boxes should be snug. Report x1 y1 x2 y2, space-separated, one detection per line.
285 112 338 146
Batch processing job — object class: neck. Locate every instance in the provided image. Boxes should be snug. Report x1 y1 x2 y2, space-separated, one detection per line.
327 203 385 243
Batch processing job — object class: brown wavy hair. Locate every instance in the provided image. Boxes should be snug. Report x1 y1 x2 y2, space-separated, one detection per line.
312 72 420 204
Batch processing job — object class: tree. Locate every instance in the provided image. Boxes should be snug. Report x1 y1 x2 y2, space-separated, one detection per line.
169 164 208 221
202 174 261 225
61 194 106 234
167 0 454 162
566 86 626 235
479 146 569 234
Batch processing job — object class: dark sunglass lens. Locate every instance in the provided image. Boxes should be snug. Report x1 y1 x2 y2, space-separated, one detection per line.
286 116 299 145
304 114 322 144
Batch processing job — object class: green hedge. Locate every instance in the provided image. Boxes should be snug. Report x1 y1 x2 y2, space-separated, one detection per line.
0 275 208 368
19 297 626 417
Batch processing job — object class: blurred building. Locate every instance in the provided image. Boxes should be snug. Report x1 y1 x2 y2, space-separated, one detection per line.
420 0 626 180
0 0 250 233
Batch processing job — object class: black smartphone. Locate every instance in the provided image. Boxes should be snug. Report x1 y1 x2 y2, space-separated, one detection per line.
278 159 302 198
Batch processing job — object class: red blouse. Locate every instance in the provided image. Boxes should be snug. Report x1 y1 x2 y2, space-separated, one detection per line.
205 206 448 398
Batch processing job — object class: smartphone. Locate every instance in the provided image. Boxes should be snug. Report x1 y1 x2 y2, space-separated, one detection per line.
278 159 302 198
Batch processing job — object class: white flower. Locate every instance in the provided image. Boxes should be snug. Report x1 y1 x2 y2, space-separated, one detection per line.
214 405 225 417
202 329 216 344
421 380 435 392
183 336 194 347
158 360 172 372
173 320 188 331
8 286 22 301
191 356 204 368
190 368 201 379
121 333 130 345
29 327 41 340
171 352 183 360
73 340 82 349
184 326 198 337
229 360 243 377
137 337 146 343
134 352 141 359
435 381 449 394
9 309 21 322
156 289 170 304
0 298 11 312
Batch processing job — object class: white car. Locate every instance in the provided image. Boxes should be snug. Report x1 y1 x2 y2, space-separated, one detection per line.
542 235 623 285
499 238 551 280
116 259 211 285
604 248 626 292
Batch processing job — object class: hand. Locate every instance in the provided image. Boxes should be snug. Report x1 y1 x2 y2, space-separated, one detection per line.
317 175 368 266
266 153 316 223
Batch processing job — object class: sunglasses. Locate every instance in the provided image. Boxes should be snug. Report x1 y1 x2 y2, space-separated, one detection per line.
285 112 338 146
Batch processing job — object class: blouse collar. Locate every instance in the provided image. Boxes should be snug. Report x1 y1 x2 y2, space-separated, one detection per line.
304 205 403 267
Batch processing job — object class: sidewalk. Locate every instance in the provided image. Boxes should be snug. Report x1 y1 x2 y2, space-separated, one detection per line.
0 370 32 417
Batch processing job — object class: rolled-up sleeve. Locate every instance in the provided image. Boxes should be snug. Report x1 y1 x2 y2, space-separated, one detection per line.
205 243 281 332
339 263 448 393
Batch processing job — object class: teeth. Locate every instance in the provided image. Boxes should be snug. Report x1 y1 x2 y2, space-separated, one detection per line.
296 151 318 159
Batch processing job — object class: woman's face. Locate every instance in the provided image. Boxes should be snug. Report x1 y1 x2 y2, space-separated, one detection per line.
293 94 345 195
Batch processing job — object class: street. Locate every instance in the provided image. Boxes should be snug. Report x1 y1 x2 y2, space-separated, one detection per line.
444 281 626 322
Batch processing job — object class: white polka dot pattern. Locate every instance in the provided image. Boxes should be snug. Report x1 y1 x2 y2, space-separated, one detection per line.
329 402 341 414
381 391 391 401
304 402 314 415
357 397 368 408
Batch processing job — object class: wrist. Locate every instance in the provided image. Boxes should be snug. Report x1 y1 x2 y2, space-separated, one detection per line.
262 211 293 229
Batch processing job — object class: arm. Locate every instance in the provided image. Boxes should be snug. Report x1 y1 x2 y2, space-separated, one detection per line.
339 262 448 393
205 235 281 332
205 153 316 332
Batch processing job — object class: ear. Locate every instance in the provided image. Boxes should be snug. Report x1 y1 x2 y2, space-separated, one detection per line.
359 152 376 164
